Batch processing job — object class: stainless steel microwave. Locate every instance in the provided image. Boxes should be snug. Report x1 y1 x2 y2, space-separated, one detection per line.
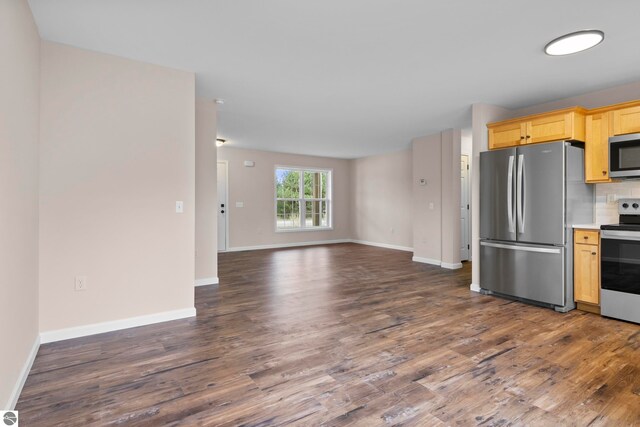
610 133 640 179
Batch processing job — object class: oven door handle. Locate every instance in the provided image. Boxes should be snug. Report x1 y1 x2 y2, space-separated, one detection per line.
601 230 640 241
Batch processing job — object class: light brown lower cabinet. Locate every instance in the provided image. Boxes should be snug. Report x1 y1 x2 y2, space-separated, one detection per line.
573 229 600 313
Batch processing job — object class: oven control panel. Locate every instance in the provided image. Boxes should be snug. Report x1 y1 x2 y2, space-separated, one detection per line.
619 198 640 215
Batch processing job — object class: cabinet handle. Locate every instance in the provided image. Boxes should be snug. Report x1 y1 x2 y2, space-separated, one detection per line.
583 236 588 239
592 252 597 255
520 136 525 140
526 135 531 139
602 170 607 176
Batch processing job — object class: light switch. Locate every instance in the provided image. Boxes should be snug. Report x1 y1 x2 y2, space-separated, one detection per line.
428 202 435 210
176 201 184 213
236 202 244 208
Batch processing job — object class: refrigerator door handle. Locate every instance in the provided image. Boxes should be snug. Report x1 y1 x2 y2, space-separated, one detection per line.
481 241 561 254
516 154 524 234
507 155 515 233
521 157 526 233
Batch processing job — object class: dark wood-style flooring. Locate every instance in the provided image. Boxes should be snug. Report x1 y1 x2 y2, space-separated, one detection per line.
17 243 640 426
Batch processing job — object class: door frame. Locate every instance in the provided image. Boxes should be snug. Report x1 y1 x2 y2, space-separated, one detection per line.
217 160 229 252
461 154 471 261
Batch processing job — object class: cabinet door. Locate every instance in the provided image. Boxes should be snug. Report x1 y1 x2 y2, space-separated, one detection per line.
528 112 574 144
489 122 525 149
585 112 612 183
612 105 640 135
574 243 599 305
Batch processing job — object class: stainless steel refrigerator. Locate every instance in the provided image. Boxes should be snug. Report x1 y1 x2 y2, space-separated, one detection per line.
480 141 594 312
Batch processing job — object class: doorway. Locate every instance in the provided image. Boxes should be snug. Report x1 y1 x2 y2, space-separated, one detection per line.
217 161 228 252
460 155 470 261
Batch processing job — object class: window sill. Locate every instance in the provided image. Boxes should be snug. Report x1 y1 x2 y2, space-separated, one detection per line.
275 227 334 233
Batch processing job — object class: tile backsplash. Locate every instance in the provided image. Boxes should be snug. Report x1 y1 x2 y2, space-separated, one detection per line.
595 181 640 224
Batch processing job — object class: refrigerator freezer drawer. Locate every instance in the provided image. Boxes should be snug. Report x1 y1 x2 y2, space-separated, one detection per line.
480 241 565 306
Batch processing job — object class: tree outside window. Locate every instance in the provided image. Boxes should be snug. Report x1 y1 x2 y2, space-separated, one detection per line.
276 167 331 230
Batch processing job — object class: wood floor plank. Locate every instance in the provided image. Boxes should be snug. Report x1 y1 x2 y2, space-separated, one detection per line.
16 243 640 426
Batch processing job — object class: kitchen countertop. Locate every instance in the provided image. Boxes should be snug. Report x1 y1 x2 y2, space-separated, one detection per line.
572 224 601 230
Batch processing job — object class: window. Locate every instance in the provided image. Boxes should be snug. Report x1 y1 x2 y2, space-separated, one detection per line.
275 167 331 231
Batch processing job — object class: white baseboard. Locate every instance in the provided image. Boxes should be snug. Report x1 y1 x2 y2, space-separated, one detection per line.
412 257 464 270
227 239 351 252
6 334 40 410
228 239 416 253
40 307 196 344
441 262 463 270
351 240 413 252
412 256 442 266
195 277 219 286
470 283 481 293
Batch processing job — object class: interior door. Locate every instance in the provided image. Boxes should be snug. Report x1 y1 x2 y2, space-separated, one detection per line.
460 155 470 261
480 148 517 242
217 161 227 251
516 142 565 245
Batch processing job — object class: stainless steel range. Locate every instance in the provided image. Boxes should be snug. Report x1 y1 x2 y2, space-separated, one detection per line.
600 198 640 324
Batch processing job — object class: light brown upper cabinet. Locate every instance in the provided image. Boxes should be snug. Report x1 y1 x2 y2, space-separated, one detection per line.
612 104 640 135
486 100 640 184
488 108 586 150
585 112 612 183
488 122 526 149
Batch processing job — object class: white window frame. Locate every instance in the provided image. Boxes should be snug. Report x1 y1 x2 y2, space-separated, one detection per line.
274 165 333 232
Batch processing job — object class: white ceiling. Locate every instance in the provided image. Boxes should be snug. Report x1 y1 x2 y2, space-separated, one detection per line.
29 0 640 158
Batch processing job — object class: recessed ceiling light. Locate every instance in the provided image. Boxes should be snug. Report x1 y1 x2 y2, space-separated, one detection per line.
216 138 226 147
545 30 604 56
214 98 225 105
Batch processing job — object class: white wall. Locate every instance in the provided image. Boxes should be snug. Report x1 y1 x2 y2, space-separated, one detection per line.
350 149 413 250
461 128 473 259
0 0 40 409
440 129 462 268
217 146 351 249
39 42 196 332
195 99 218 282
412 130 462 268
510 80 640 117
461 128 472 156
412 133 442 262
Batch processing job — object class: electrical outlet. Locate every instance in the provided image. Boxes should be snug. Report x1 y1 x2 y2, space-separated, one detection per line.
75 276 87 291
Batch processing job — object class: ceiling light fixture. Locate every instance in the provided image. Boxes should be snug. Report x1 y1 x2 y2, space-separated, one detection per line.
544 30 604 56
216 138 226 147
214 98 225 105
